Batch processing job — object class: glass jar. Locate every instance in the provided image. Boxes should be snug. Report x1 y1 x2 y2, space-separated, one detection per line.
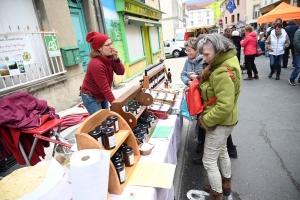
107 115 119 133
139 128 147 139
102 128 116 150
135 133 145 143
114 162 126 184
137 123 149 135
111 155 122 164
88 129 103 146
122 147 134 167
139 116 152 128
135 102 141 114
102 120 115 131
129 107 137 115
119 143 127 160
132 126 140 135
148 114 155 123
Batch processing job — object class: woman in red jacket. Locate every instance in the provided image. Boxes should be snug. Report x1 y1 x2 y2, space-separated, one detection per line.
81 32 125 115
240 26 259 80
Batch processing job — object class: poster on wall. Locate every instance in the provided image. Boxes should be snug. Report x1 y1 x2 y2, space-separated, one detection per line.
44 35 61 57
102 1 125 63
0 33 36 76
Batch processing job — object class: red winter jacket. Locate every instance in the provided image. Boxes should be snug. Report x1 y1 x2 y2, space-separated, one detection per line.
81 56 125 103
240 31 257 55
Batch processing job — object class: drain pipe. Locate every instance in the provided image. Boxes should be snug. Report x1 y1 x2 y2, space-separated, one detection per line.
94 0 107 34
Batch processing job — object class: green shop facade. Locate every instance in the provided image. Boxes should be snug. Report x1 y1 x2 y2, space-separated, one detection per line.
103 0 164 83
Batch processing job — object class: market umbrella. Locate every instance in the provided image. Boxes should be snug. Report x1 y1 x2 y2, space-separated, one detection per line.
257 2 300 24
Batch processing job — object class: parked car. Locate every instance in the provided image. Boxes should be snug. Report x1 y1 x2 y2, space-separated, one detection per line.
164 40 185 58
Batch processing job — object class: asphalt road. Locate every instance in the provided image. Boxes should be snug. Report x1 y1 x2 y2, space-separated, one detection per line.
176 54 300 200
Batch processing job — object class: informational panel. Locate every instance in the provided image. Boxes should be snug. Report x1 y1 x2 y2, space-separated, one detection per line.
44 35 61 57
0 33 36 76
149 27 159 52
125 24 144 61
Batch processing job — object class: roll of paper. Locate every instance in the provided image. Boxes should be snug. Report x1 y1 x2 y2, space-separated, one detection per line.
70 149 110 200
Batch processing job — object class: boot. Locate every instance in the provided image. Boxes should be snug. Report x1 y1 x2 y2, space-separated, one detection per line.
210 189 223 200
276 73 280 80
268 70 274 78
204 177 231 196
253 74 259 79
228 145 238 159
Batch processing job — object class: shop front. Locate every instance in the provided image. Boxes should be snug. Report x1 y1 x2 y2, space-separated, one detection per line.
102 0 164 83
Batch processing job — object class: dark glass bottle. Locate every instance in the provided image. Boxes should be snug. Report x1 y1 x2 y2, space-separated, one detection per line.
167 68 172 83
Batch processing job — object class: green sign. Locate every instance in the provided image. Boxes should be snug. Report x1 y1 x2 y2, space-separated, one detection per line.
44 35 61 57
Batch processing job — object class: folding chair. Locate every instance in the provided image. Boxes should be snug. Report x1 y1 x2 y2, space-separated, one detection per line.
18 117 64 166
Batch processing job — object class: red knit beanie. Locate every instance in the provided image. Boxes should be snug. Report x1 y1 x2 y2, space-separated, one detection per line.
86 31 110 51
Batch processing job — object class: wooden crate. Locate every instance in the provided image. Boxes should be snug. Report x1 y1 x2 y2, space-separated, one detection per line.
143 64 167 89
75 109 141 195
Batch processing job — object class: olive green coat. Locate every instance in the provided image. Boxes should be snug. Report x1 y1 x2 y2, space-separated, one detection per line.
198 50 242 131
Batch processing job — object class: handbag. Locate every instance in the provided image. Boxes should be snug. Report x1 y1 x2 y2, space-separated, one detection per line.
256 41 263 57
180 95 193 120
185 66 234 116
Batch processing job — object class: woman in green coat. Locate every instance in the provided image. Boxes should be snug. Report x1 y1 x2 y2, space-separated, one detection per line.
198 33 242 200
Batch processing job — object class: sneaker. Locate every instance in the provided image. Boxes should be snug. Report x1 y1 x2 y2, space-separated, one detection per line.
288 79 296 86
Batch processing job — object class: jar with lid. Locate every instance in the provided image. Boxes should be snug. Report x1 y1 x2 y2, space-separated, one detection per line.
119 143 127 160
102 128 116 150
132 126 140 135
102 120 115 132
122 147 134 167
107 115 119 133
135 102 141 114
135 133 145 143
114 162 126 184
129 107 137 115
137 123 149 135
88 129 103 146
147 114 155 123
139 128 147 139
111 155 122 165
139 116 152 128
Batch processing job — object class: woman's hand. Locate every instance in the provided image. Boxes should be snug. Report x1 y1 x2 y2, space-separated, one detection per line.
188 72 197 80
184 86 190 92
112 48 119 59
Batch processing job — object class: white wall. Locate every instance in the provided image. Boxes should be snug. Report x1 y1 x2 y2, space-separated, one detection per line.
162 20 175 40
187 8 214 27
260 0 281 8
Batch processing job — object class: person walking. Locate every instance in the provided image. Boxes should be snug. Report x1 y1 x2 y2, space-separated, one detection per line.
240 26 259 80
231 30 242 64
197 33 242 199
288 27 300 86
283 19 298 68
80 32 125 115
265 23 290 80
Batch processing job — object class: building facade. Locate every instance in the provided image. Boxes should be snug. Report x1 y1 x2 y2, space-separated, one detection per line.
259 0 290 15
159 0 184 40
245 0 261 29
185 2 215 28
222 0 246 28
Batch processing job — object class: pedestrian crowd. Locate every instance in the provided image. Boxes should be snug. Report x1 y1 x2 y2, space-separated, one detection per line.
180 17 300 200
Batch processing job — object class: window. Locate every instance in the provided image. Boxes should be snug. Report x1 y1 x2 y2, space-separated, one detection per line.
198 12 201 17
237 13 240 21
149 27 160 52
225 17 227 24
191 21 194 26
207 19 209 25
190 12 193 18
206 11 209 17
253 5 260 19
231 15 235 23
265 0 267 5
125 24 144 61
237 0 239 6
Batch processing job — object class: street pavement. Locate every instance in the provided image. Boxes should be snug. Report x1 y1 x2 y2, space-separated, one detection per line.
176 54 300 200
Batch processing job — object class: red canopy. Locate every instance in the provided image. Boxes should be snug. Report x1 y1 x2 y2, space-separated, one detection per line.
257 2 300 24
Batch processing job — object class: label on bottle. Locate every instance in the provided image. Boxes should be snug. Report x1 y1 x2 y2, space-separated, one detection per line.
115 121 119 131
108 135 116 148
97 137 103 146
129 154 134 165
119 168 126 183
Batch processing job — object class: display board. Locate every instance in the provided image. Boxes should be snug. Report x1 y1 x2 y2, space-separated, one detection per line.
125 24 144 61
149 27 159 52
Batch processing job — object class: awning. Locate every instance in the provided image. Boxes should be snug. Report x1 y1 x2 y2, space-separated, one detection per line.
124 15 162 27
185 25 215 32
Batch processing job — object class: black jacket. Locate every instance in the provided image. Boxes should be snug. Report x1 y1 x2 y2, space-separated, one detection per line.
285 23 299 45
231 36 242 51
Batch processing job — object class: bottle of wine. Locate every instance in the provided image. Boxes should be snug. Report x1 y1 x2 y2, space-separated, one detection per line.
167 68 172 83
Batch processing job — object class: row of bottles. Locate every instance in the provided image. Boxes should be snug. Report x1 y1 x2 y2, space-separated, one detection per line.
144 61 164 77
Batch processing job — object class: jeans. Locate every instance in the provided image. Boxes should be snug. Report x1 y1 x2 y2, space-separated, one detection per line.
202 125 234 193
270 54 283 74
289 55 300 82
81 93 109 115
283 45 296 68
244 54 258 77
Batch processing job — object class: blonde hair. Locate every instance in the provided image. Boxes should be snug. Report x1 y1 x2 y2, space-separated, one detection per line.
244 26 253 33
89 50 101 58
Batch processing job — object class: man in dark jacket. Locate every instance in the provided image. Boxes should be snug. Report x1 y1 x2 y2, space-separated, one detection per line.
288 27 300 85
283 19 299 68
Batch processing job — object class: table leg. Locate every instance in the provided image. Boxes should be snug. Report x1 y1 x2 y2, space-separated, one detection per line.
18 141 31 166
